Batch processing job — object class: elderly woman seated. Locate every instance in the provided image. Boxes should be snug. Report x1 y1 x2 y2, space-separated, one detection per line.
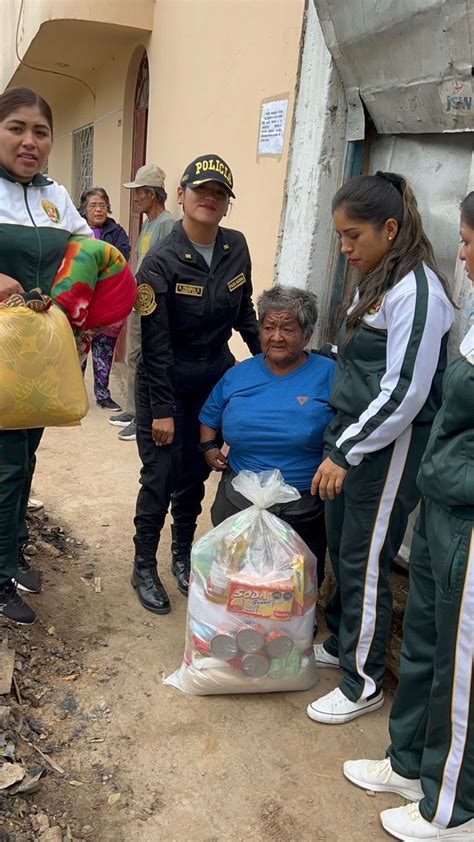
199 285 336 586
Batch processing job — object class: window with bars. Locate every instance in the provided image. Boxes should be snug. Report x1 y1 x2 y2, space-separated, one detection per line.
72 123 94 205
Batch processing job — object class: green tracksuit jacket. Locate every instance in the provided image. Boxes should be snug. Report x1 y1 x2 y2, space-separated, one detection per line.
0 166 91 293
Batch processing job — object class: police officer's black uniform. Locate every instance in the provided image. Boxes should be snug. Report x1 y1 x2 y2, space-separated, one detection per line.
132 217 260 612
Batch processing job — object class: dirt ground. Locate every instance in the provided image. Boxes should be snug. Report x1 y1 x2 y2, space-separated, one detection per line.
1 369 408 842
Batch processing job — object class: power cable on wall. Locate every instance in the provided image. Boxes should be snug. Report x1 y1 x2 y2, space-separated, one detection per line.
14 0 96 102
55 107 124 142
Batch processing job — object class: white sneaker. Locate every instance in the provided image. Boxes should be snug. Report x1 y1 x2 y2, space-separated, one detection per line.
381 802 474 841
313 643 340 669
27 497 44 511
343 757 423 801
306 686 384 724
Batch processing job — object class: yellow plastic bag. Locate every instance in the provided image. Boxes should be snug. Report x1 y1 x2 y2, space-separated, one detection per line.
0 304 89 429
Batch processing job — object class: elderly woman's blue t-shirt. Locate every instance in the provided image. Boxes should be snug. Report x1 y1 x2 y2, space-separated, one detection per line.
199 353 336 491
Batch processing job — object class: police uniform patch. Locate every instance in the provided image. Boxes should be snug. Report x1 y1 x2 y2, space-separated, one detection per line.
176 284 203 297
136 283 157 316
227 273 246 292
41 200 61 223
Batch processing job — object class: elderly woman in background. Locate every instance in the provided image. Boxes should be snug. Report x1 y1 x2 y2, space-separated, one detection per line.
199 285 336 586
78 186 131 412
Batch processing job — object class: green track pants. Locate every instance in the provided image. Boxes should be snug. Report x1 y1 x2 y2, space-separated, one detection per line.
388 499 474 829
0 428 43 586
324 423 430 701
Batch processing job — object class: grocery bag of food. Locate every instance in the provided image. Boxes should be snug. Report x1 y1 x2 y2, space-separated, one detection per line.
0 303 88 429
164 470 318 695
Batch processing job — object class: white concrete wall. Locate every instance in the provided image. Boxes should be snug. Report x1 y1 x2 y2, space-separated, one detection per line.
275 0 347 344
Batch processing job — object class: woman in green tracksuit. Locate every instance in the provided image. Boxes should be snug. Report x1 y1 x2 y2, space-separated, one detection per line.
307 172 455 724
342 191 474 842
0 87 91 626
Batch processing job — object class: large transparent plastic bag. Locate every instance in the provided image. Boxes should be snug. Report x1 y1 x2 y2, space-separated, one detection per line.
165 470 318 695
0 304 88 429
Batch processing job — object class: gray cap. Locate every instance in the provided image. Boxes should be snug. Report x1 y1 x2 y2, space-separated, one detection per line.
123 164 166 189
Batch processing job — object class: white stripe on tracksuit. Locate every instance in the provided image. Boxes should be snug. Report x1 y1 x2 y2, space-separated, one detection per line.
336 271 454 467
433 528 474 829
355 425 413 699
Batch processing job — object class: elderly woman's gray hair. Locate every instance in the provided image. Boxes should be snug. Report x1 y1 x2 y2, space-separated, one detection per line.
78 187 111 218
257 285 319 336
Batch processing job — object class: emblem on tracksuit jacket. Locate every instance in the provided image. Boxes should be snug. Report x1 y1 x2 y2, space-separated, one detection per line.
41 200 61 223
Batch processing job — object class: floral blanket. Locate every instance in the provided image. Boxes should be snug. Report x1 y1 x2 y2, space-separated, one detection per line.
50 236 137 332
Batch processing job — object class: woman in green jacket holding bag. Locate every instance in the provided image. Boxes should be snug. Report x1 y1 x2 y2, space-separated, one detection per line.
0 87 91 625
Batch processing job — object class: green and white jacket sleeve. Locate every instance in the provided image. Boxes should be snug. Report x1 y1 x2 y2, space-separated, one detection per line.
331 269 454 469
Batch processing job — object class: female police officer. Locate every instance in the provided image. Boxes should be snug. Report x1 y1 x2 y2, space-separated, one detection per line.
131 154 260 614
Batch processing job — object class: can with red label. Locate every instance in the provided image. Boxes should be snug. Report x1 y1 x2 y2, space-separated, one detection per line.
210 631 239 661
241 652 270 678
192 634 212 656
235 624 265 654
265 629 294 658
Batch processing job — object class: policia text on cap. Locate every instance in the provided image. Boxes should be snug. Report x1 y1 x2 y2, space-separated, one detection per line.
130 155 260 615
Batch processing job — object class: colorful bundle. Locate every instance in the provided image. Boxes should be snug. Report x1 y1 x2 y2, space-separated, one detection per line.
50 236 137 331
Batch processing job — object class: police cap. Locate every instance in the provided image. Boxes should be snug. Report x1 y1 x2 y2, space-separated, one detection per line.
180 154 235 198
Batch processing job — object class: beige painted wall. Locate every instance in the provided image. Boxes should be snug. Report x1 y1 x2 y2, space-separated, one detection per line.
0 0 153 89
146 0 305 299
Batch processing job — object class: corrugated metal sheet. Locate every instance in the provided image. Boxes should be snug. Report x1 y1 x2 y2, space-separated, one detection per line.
313 0 474 138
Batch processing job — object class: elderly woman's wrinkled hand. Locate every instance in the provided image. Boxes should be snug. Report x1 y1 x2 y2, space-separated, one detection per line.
204 447 228 472
0 274 23 301
311 456 347 500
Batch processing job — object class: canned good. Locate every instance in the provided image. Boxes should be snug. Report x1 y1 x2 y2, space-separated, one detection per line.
241 652 270 678
235 625 265 654
210 631 239 661
265 629 294 658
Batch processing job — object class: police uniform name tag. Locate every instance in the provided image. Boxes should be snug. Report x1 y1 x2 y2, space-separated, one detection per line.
227 273 246 293
176 284 204 297
136 283 157 316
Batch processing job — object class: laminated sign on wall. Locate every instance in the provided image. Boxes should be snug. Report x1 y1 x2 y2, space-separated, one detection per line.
258 97 289 157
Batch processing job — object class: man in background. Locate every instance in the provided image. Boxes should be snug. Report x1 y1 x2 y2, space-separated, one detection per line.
109 164 175 441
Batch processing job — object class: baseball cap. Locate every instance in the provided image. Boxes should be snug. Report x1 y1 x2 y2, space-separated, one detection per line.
180 154 235 198
123 164 166 189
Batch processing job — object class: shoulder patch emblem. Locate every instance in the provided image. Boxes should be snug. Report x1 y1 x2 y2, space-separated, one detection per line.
176 284 203 297
227 273 246 292
41 200 61 223
136 283 157 316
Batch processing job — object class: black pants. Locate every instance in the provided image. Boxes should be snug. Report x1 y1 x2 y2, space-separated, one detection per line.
211 469 327 587
0 428 44 586
133 370 216 560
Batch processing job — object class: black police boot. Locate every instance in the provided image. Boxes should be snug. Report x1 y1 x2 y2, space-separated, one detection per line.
131 556 171 615
0 581 37 625
171 526 192 596
15 547 42 594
